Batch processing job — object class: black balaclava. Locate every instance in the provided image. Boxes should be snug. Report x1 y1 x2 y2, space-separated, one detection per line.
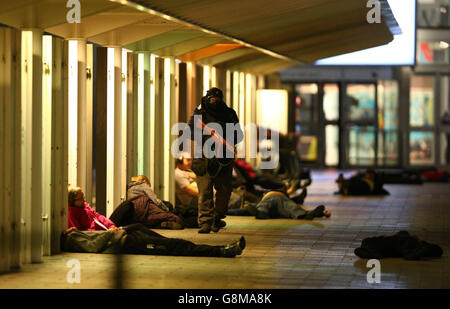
202 87 227 119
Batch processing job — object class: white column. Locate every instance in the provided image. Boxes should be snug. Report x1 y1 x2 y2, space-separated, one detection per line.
77 40 87 197
85 44 94 204
20 29 43 264
106 47 123 217
67 40 78 188
41 35 52 256
121 49 128 201
163 57 177 202
149 54 157 191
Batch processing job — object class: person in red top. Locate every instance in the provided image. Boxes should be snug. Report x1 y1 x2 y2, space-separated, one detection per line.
68 186 117 231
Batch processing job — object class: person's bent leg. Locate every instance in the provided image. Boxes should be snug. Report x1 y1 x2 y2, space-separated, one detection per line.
109 200 135 226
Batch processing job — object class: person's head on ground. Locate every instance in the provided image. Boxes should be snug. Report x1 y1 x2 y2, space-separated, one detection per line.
176 152 192 171
68 186 85 208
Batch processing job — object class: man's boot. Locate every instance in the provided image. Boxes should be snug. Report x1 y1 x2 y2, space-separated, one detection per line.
211 218 226 233
220 236 246 257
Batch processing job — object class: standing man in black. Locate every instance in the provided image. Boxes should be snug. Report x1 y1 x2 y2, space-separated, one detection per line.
188 87 244 233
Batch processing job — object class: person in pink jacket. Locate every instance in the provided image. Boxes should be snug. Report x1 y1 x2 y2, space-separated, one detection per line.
68 186 117 231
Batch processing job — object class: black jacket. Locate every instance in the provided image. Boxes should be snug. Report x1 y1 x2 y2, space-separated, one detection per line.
354 231 443 260
188 100 243 157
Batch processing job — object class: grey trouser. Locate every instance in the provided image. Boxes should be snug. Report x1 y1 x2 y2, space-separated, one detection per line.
196 162 233 226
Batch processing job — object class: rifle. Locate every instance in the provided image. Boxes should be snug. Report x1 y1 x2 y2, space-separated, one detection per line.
196 118 236 155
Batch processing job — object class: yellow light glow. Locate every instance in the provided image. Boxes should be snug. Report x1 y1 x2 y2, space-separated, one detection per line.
164 57 172 201
68 40 78 187
106 47 115 212
211 66 216 88
203 65 210 95
137 53 144 174
149 54 157 186
121 49 128 200
256 89 288 135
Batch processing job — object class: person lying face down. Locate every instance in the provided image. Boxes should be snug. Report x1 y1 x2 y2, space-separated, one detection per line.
68 186 117 231
61 223 246 258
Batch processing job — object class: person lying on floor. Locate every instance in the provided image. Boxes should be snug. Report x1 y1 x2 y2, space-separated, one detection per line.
233 159 312 198
226 189 331 220
61 223 246 258
354 231 443 260
335 169 389 196
127 175 172 212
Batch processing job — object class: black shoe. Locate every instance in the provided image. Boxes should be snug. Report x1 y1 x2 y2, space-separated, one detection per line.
198 224 211 234
304 205 325 220
221 236 246 257
211 219 226 233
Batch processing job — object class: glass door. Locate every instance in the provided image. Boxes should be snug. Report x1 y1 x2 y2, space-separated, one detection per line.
323 83 340 166
343 83 377 166
294 83 319 163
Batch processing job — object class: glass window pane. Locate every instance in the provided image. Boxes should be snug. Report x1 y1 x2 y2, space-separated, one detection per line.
410 131 435 165
297 135 317 162
345 84 376 121
325 125 339 166
417 0 450 28
441 76 449 120
441 132 450 165
378 80 398 130
295 84 318 123
323 84 339 121
418 40 450 64
348 126 375 166
410 76 434 127
378 131 398 166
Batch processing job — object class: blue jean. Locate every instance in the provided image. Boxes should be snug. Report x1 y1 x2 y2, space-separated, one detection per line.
227 195 307 219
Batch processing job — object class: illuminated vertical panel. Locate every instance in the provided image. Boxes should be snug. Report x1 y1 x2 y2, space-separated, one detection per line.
76 40 87 197
203 65 210 95
149 54 156 187
211 66 216 88
20 31 33 265
121 49 128 201
137 53 144 174
112 47 123 211
85 44 94 204
256 89 288 135
232 71 239 115
106 47 115 216
226 70 231 107
41 35 52 256
237 72 246 156
245 73 255 162
67 40 78 187
163 57 176 202
164 57 171 201
21 29 43 264
142 53 151 181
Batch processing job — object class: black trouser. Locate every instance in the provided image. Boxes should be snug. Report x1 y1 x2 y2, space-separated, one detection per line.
121 223 224 257
109 200 135 227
